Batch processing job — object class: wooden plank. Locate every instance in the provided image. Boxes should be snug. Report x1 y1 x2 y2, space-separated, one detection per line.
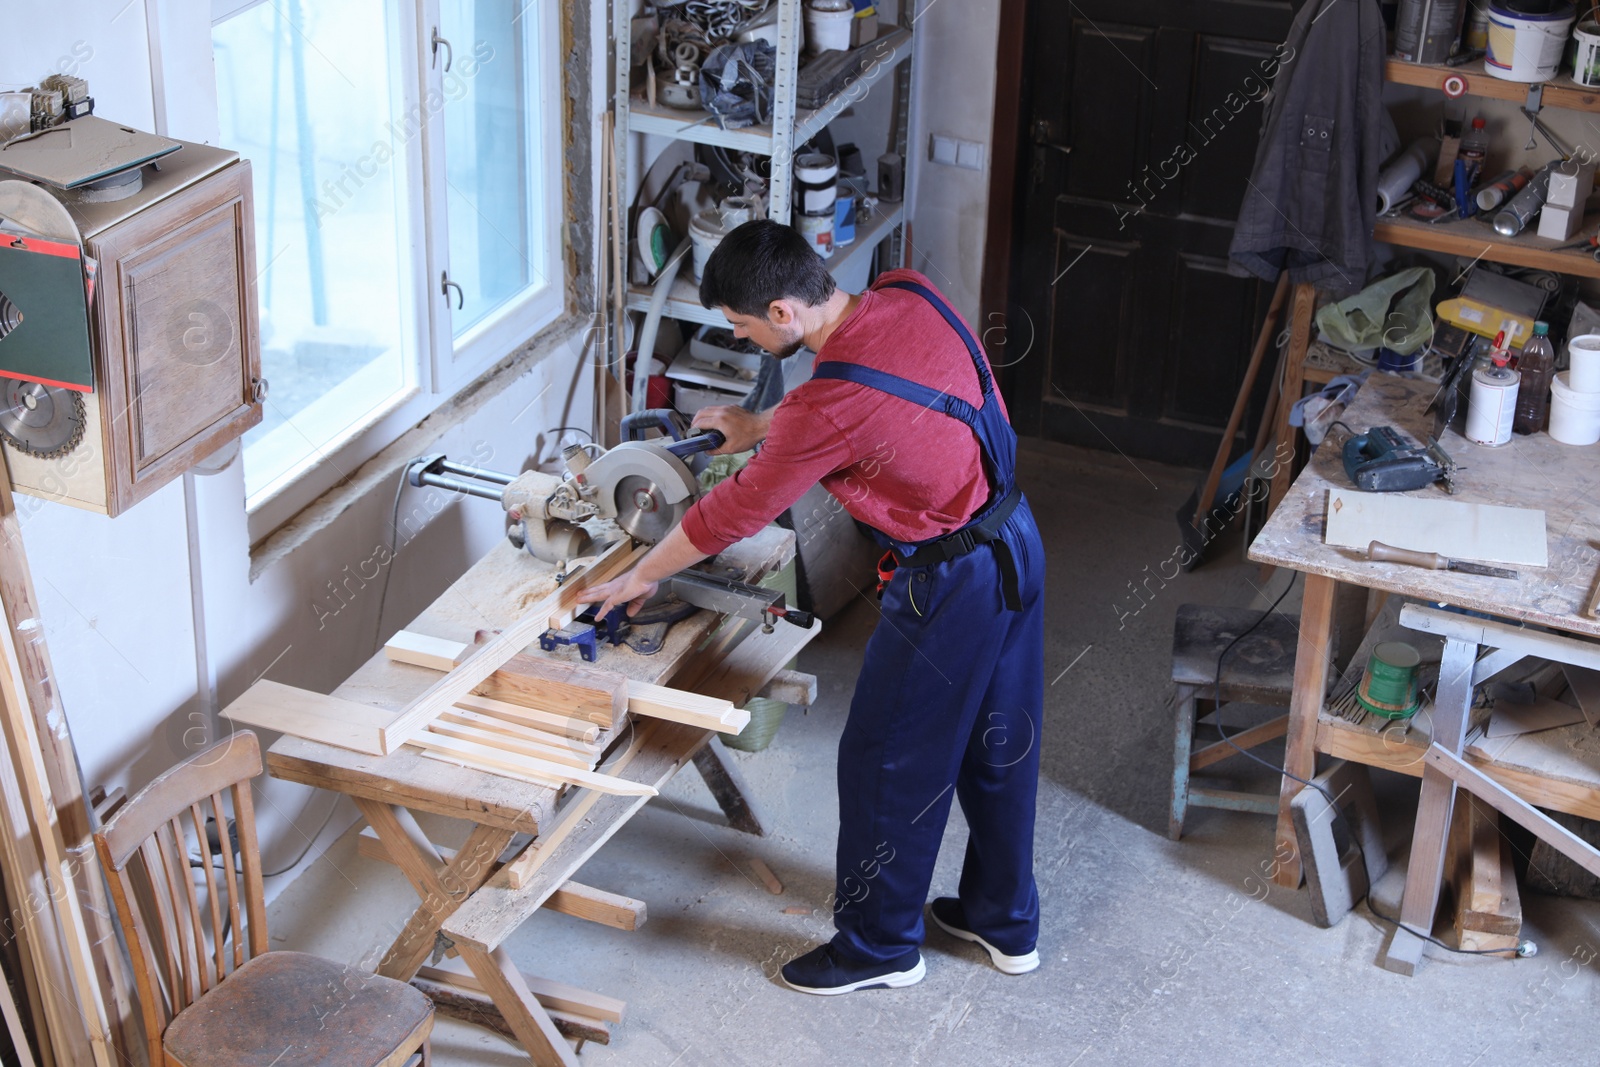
677 618 822 708
454 693 601 743
408 732 657 797
453 722 704 941
379 541 644 753
428 714 598 770
356 828 646 931
411 975 610 1046
625 680 745 731
693 742 764 836
474 654 630 728
1456 800 1522 937
1375 214 1600 281
0 947 37 1067
1424 744 1600 881
1324 490 1549 568
219 680 391 755
1384 57 1600 117
418 961 625 1024
1266 283 1316 523
1190 714 1288 773
384 631 468 671
435 707 602 758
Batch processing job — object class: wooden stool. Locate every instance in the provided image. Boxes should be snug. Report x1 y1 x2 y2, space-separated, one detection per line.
1169 603 1298 840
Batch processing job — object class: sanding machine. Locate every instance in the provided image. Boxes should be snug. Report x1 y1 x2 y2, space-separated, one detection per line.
405 410 812 659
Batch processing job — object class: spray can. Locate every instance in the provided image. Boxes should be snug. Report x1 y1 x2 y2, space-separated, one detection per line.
1396 0 1468 64
1494 161 1557 236
1474 167 1531 211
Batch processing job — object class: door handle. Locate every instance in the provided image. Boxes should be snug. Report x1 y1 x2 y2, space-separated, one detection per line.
441 272 464 310
1032 119 1072 156
432 28 453 72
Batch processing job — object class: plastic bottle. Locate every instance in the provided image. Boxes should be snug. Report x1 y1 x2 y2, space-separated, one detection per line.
1514 321 1556 435
1459 117 1490 185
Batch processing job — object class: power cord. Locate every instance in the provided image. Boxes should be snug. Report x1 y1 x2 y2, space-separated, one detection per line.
1210 573 1530 959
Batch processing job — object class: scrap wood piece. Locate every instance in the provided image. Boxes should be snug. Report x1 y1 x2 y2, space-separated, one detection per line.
417 960 624 1024
410 972 610 1046
428 713 599 770
436 706 603 757
220 680 391 756
748 858 784 895
408 732 656 797
379 540 645 753
383 630 469 671
1448 797 1521 951
476 654 629 728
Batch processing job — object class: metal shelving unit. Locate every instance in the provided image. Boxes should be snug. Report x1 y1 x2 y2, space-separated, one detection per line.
612 0 915 337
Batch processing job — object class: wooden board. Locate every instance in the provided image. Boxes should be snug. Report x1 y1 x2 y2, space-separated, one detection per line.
416 962 625 1024
453 693 601 743
219 680 391 756
1324 490 1549 568
472 654 629 728
407 732 657 797
379 541 644 752
1449 798 1522 948
384 631 467 671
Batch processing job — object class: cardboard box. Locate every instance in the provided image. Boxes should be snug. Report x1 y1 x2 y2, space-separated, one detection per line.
1538 201 1583 242
851 11 878 47
1547 160 1595 210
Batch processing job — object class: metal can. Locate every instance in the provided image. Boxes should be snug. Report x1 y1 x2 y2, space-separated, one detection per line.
1396 0 1467 63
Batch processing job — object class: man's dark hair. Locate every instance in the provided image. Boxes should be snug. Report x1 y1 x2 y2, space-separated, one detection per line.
699 219 838 317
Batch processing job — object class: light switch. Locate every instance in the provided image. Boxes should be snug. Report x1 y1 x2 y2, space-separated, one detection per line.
930 134 959 166
956 140 985 171
929 133 986 171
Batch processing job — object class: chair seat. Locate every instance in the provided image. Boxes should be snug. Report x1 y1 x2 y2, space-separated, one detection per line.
164 951 432 1067
1171 603 1298 700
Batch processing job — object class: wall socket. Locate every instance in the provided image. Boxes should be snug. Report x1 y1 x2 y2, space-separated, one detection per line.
929 134 985 172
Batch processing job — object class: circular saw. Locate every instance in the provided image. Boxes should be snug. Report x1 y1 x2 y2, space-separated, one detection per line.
0 379 86 458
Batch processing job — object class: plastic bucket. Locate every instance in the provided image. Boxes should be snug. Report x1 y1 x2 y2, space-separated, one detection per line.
805 4 854 55
688 198 757 281
1486 1 1576 82
1550 371 1600 444
1576 20 1600 86
1569 332 1600 393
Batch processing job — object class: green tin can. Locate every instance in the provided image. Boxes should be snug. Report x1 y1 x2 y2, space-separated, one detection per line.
1358 641 1422 720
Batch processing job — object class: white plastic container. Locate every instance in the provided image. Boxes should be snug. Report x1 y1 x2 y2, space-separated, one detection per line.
1568 332 1600 393
1467 363 1520 446
805 0 855 55
1486 1 1577 82
1576 19 1600 87
1549 372 1600 444
687 197 758 281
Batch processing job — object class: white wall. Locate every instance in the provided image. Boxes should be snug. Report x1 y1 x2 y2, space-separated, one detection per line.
3 0 605 890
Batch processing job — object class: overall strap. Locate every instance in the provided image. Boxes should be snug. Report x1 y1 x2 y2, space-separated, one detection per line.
877 279 995 398
810 362 981 426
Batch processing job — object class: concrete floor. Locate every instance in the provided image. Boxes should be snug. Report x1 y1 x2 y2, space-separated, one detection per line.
269 441 1600 1066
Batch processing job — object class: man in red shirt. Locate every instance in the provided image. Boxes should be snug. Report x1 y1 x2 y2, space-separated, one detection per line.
584 221 1045 994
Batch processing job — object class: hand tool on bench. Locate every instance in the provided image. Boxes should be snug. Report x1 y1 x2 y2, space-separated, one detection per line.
1368 541 1520 579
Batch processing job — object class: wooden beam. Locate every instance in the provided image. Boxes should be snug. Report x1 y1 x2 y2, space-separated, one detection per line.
474 654 629 729
1189 714 1289 773
453 944 579 1067
383 631 468 671
417 962 625 1024
219 680 390 755
407 732 657 797
453 693 600 744
356 828 646 931
379 541 644 753
410 975 610 1046
1425 744 1600 881
428 713 598 770
1274 573 1337 888
624 680 745 731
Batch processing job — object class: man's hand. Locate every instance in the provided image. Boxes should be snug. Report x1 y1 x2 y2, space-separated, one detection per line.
692 405 773 455
579 568 661 622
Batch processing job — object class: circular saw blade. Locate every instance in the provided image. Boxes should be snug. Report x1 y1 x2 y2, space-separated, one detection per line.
614 473 692 544
0 380 86 458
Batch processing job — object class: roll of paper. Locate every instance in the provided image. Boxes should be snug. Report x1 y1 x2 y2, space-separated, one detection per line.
1377 139 1437 214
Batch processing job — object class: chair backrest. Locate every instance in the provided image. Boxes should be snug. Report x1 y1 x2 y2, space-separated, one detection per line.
93 731 269 1063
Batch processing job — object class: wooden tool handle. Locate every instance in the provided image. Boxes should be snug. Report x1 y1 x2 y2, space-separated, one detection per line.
1368 541 1447 570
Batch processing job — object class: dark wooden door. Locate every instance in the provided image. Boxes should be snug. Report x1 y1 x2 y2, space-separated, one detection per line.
1006 0 1306 467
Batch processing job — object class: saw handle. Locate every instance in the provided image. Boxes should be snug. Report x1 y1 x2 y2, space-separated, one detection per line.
1368 541 1447 570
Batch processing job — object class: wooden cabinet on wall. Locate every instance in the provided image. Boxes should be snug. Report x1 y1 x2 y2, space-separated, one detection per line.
2 142 263 517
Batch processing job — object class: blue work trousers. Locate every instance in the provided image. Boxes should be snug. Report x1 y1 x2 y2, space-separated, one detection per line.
831 499 1045 962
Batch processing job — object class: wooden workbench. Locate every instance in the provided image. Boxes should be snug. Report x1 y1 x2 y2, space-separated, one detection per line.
1249 375 1600 889
267 525 805 1064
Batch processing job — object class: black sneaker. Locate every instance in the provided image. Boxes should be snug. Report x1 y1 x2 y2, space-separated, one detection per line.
927 898 1040 975
779 943 926 995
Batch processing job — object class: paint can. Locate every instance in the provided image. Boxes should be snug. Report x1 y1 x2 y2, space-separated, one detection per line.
1396 0 1468 64
1549 371 1600 444
1567 333 1600 393
793 153 839 216
688 197 757 281
1575 20 1600 86
1467 363 1521 445
794 208 834 259
1358 642 1422 720
805 0 855 56
1486 0 1576 82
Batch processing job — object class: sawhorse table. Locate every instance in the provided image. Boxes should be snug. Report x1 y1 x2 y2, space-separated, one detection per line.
268 525 814 1062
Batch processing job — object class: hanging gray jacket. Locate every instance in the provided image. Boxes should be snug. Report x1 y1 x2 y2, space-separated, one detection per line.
1229 0 1386 296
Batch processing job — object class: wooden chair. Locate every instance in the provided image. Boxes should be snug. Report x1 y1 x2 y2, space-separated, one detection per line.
1169 603 1298 841
93 731 433 1067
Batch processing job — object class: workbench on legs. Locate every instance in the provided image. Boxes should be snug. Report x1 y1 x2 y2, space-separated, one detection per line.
1248 374 1600 974
267 524 814 1063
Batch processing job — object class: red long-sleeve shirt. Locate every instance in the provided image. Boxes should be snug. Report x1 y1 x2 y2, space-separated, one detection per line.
681 270 1005 556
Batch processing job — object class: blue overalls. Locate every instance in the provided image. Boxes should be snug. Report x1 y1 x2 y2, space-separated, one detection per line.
810 280 1046 964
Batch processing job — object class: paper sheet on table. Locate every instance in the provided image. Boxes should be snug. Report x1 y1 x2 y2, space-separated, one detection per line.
1324 491 1548 567
1485 696 1587 738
